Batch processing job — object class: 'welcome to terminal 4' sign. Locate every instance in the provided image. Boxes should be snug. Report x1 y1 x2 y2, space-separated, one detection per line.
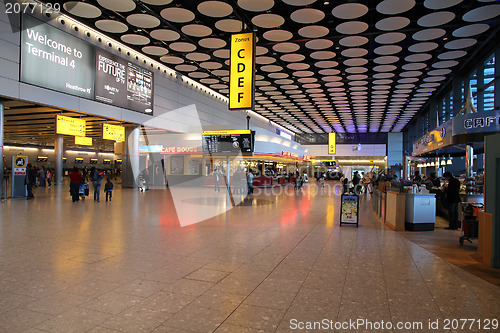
20 14 154 115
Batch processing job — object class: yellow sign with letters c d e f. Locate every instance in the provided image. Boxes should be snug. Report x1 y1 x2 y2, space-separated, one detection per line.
229 32 255 110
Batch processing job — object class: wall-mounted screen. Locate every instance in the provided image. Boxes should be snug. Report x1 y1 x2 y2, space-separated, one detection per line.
103 159 111 164
202 130 254 155
37 156 48 162
90 158 98 164
75 158 83 163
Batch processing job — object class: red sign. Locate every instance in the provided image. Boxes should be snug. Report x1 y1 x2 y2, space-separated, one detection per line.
282 151 299 159
161 147 199 154
303 155 311 162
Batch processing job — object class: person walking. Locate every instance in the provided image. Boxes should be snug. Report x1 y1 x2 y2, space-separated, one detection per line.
443 171 461 230
247 169 254 194
69 167 82 202
104 178 114 202
83 166 89 182
25 163 36 199
90 166 103 202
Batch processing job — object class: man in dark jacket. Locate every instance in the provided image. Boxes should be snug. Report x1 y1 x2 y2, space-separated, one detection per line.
444 171 461 230
25 163 36 199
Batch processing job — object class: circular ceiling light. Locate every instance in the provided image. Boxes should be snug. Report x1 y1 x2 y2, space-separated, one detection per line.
200 61 223 69
452 24 489 38
306 39 334 50
199 38 227 49
252 14 285 28
376 17 411 31
339 36 369 47
402 63 426 70
169 42 197 52
417 12 455 27
291 8 325 24
374 45 402 55
198 1 233 17
238 0 274 11
213 49 230 58
336 21 369 35
64 1 102 18
423 0 463 9
432 60 459 68
142 46 168 56
127 14 160 28
344 58 368 66
263 30 293 42
188 72 209 79
150 29 180 41
95 20 128 33
341 48 368 57
412 28 446 41
186 52 211 62
97 0 135 12
215 19 245 32
182 24 212 37
438 50 467 59
298 26 329 38
375 32 406 44
160 56 184 64
376 0 416 14
405 53 432 62
160 8 195 23
408 42 438 52
280 54 306 62
444 38 477 49
332 3 369 19
273 42 300 53
463 4 500 22
374 56 399 64
121 34 150 45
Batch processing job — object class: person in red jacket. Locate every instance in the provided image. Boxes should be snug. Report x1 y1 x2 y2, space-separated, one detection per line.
69 167 83 202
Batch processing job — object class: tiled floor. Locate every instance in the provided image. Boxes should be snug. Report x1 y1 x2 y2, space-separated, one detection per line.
0 181 499 332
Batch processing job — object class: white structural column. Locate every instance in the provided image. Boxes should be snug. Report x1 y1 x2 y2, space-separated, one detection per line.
54 134 63 185
122 126 140 188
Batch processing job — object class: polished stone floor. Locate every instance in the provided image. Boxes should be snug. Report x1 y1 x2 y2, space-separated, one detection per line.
0 182 499 332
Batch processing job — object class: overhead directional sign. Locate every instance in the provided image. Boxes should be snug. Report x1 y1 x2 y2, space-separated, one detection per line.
103 124 125 142
328 133 336 155
229 32 255 110
55 115 86 137
75 136 93 146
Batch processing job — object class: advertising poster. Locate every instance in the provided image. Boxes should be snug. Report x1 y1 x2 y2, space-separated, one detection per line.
20 15 94 99
341 195 359 225
170 156 185 175
95 49 153 114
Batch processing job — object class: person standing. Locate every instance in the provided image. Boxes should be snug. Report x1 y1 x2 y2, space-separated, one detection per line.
25 163 36 199
104 178 114 202
247 169 254 194
69 167 82 202
90 166 103 202
46 169 52 188
83 166 89 182
352 171 361 194
38 166 46 188
443 171 461 230
214 169 220 192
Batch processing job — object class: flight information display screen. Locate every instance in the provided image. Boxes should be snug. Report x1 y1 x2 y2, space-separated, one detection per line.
202 130 254 155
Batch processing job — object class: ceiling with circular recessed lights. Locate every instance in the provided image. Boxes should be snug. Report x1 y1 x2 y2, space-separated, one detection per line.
59 0 500 134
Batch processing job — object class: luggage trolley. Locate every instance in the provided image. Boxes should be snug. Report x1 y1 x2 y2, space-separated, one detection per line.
79 183 89 201
459 202 483 246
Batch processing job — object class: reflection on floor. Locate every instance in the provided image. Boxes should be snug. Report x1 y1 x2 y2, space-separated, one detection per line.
0 181 499 332
400 216 500 287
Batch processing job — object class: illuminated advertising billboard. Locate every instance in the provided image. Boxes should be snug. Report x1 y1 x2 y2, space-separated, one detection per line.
20 15 94 99
20 15 154 114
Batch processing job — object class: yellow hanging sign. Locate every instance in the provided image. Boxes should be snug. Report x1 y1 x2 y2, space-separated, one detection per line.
328 133 336 155
75 136 93 146
55 115 86 137
103 124 125 142
229 32 255 110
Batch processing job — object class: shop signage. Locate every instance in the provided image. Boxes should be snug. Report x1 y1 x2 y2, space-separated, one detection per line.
282 151 299 159
328 133 336 154
56 115 86 137
75 136 92 146
229 32 255 110
161 147 199 154
102 124 125 142
412 119 452 156
452 110 500 136
139 145 163 153
303 155 311 162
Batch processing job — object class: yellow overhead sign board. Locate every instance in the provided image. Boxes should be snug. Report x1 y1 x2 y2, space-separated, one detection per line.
75 136 93 146
202 130 251 135
229 32 255 110
55 115 86 137
103 124 125 142
328 133 336 155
